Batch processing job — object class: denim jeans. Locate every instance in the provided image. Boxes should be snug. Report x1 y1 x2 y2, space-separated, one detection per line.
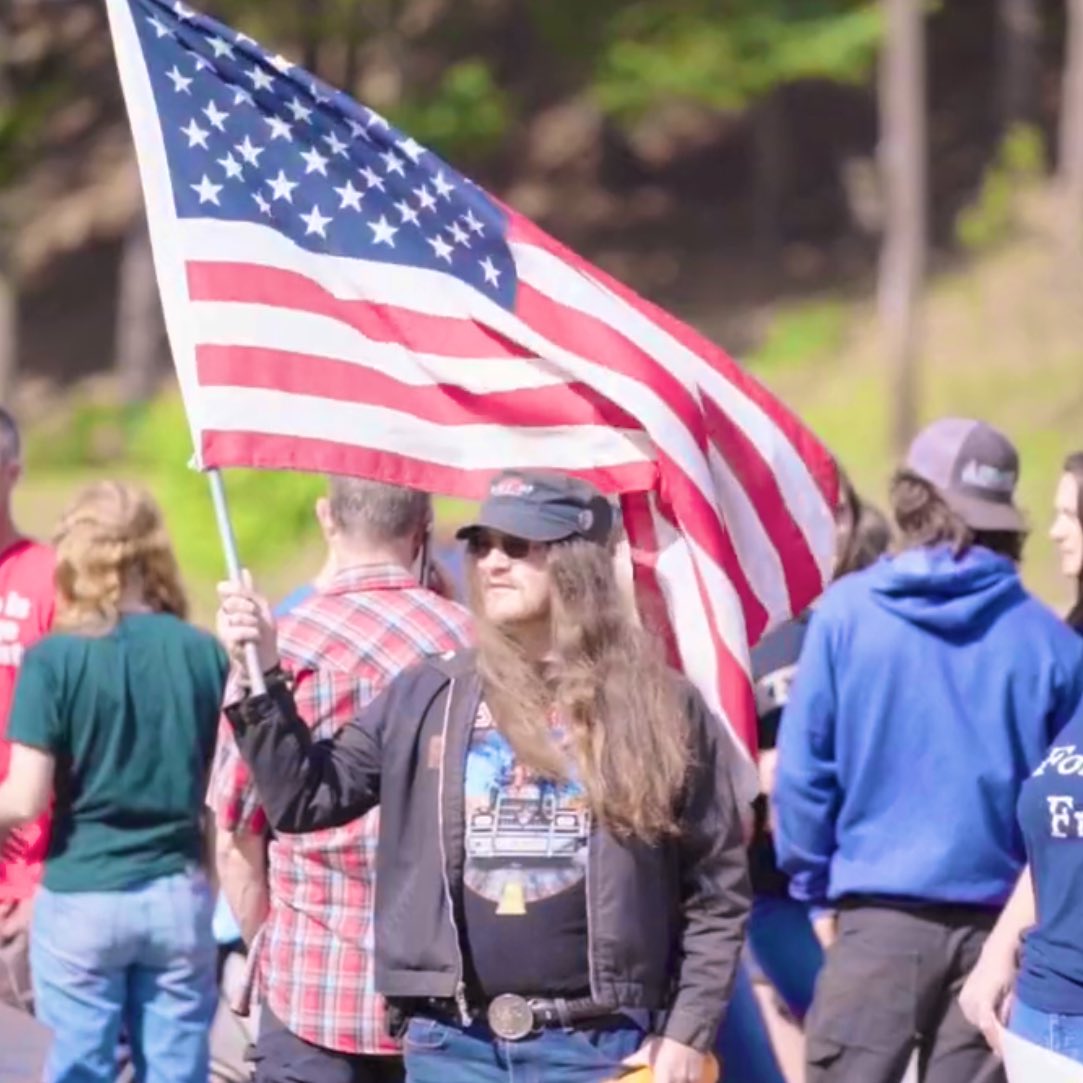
714 961 788 1083
746 893 824 1022
1009 996 1083 1065
403 1015 646 1083
30 868 217 1083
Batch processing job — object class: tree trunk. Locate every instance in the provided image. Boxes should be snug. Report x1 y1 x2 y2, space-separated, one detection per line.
997 0 1041 133
115 213 164 405
0 34 16 406
750 91 786 274
1061 0 1083 252
302 0 325 77
878 0 928 454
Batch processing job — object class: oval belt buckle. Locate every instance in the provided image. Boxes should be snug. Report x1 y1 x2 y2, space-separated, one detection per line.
487 993 535 1041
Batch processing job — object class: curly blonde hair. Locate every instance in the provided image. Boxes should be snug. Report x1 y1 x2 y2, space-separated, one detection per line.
53 481 188 631
469 539 693 843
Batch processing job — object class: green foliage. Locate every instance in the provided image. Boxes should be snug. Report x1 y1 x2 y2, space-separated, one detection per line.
391 60 510 161
593 0 882 121
748 299 849 371
955 124 1046 254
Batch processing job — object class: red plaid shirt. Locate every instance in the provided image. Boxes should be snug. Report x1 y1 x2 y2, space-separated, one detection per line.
207 564 472 1053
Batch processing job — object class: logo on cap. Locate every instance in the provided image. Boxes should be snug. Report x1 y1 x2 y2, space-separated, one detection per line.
960 460 1016 494
491 478 534 498
577 509 594 532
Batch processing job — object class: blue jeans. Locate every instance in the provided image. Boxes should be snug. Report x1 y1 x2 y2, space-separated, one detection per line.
1009 996 1083 1065
403 1015 646 1083
746 894 824 1022
31 869 217 1083
714 961 787 1083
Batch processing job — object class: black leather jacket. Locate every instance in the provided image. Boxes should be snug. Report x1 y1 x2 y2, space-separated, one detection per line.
226 650 750 1052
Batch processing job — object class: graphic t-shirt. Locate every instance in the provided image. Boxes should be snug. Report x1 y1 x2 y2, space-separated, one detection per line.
8 612 228 892
461 703 592 999
0 539 55 902
1016 722 1083 1013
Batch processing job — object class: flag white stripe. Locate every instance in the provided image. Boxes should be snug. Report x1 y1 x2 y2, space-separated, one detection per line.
192 302 569 392
197 386 656 470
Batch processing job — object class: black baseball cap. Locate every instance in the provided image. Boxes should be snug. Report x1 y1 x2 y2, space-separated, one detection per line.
456 470 614 546
905 417 1025 532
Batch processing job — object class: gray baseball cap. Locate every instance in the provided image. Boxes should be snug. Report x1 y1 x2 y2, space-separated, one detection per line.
904 417 1024 533
456 470 614 545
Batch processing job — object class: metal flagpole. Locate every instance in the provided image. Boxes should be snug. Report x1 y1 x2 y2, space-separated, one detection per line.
207 468 267 696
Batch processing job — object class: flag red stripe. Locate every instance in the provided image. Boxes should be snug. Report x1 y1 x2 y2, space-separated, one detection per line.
187 262 534 361
515 281 768 637
620 492 681 666
196 345 644 432
201 430 658 500
510 214 834 610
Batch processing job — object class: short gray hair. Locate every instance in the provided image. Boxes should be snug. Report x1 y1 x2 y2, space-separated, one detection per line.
327 476 430 544
0 409 20 464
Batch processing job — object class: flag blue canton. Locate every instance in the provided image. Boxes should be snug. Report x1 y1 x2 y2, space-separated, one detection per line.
131 0 517 307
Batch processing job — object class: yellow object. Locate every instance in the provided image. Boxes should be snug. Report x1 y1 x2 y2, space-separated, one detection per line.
496 879 527 915
613 1053 720 1082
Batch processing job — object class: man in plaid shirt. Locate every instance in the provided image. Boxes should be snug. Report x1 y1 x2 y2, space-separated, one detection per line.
209 478 472 1083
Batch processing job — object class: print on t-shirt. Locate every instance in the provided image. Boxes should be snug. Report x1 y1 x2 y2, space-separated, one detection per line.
464 703 590 917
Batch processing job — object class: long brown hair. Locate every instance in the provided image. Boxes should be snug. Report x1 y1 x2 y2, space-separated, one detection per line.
1062 452 1083 630
53 481 188 632
469 539 692 843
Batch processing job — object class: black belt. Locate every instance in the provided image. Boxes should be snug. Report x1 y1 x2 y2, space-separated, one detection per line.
418 993 621 1042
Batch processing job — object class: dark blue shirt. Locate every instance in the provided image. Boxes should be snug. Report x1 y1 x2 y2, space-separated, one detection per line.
1017 721 1083 1013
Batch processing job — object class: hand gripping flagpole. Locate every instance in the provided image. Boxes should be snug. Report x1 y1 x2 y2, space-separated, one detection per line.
207 469 267 696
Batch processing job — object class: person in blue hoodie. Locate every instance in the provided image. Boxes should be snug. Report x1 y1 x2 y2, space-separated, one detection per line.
774 417 1083 1083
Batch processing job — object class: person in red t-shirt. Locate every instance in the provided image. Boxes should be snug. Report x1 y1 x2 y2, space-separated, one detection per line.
0 408 55 1013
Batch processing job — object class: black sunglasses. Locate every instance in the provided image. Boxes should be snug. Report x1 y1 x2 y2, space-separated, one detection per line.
465 530 536 560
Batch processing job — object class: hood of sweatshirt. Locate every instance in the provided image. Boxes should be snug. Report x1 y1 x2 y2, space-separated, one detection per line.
869 544 1024 637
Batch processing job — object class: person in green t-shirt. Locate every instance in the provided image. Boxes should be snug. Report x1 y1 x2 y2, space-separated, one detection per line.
0 480 228 1083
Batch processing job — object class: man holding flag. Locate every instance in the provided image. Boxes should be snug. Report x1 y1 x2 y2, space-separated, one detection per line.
217 470 750 1083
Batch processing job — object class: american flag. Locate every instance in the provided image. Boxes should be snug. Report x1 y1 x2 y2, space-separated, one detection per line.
105 0 838 793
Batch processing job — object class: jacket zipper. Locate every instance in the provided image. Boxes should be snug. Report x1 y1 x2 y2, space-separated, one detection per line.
436 677 472 1025
585 833 600 1001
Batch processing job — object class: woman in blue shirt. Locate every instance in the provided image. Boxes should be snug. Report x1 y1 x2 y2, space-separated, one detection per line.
960 454 1083 1063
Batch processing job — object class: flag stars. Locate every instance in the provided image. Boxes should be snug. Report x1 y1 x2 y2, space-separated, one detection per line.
202 101 229 132
310 82 332 105
432 171 455 201
301 205 332 238
189 52 213 73
181 118 210 149
252 191 272 216
286 98 313 124
217 153 244 180
267 170 298 203
427 235 454 264
414 185 437 213
397 137 425 163
233 87 254 107
146 16 173 39
235 31 257 47
360 167 386 192
335 181 364 212
368 216 398 247
323 132 349 158
347 119 371 141
206 37 235 59
246 66 275 93
381 150 406 177
173 2 195 20
301 147 330 176
235 136 264 166
463 209 485 236
270 54 294 73
479 256 502 287
366 111 390 130
191 175 223 205
447 220 471 247
265 116 293 142
395 199 420 227
166 66 192 94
